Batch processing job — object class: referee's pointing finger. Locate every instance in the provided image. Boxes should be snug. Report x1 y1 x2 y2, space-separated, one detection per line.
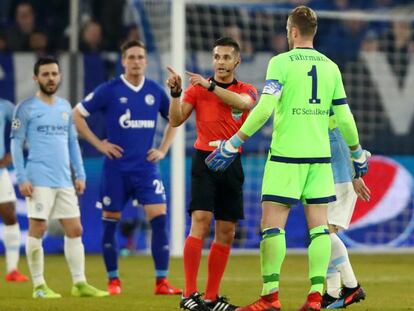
185 71 196 77
167 66 178 76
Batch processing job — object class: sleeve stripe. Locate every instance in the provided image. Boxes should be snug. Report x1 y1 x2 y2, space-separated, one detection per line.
247 89 257 101
332 98 348 105
76 103 90 117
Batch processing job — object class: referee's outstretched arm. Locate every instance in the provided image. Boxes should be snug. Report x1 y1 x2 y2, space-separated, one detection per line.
166 66 193 127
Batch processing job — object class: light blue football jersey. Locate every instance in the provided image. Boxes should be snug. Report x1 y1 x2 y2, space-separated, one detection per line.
0 98 14 174
11 96 85 187
329 127 353 183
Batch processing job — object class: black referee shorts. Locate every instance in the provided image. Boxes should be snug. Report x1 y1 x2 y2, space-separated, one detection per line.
189 149 245 221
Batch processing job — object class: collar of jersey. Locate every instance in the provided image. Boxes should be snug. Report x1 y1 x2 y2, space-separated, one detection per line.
295 47 315 50
209 77 237 89
120 74 146 92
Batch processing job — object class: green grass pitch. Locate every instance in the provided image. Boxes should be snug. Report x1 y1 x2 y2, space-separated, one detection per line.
0 253 412 310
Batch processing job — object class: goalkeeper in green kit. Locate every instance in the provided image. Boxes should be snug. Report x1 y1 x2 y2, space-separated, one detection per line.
205 6 370 311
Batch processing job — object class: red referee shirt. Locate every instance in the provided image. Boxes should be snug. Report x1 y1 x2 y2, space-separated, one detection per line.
183 79 257 152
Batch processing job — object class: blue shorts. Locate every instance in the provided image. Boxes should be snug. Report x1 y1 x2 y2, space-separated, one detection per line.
329 128 353 183
97 167 166 212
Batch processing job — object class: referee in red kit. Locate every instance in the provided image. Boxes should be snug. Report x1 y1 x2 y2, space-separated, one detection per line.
167 37 257 311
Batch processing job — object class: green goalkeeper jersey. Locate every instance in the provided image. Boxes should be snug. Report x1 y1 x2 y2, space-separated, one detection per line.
240 47 359 161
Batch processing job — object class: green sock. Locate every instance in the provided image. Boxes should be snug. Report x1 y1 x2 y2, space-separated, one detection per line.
308 225 331 294
260 228 286 296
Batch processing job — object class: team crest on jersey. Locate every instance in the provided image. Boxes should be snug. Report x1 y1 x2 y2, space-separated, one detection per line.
12 118 21 130
84 92 94 102
102 196 111 206
145 94 155 106
119 97 128 104
61 112 69 121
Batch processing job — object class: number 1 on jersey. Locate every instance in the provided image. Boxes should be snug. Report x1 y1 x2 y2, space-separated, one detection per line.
307 65 321 104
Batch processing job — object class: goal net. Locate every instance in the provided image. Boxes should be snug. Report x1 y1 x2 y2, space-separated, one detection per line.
131 0 414 253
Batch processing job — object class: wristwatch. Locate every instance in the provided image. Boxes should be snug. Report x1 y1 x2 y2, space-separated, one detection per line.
208 80 216 92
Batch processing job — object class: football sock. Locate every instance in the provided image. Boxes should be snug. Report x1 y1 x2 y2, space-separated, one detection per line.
26 236 45 287
150 215 170 282
308 225 331 294
64 236 86 284
326 263 341 298
102 218 119 279
204 242 230 301
183 236 203 297
330 233 358 288
260 228 286 296
4 223 21 272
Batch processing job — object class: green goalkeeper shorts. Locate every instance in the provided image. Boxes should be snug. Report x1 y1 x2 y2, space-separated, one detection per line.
261 157 336 206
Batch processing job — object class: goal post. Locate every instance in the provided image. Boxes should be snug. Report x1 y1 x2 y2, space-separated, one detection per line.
170 0 186 257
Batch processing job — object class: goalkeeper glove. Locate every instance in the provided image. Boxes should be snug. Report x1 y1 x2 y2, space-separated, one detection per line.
205 135 244 172
351 147 371 178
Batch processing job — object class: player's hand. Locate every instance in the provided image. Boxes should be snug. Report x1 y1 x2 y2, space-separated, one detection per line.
147 148 165 163
205 140 238 172
186 71 210 89
352 177 370 202
75 179 86 195
351 148 371 178
0 153 12 168
98 139 123 159
19 181 33 197
166 66 182 92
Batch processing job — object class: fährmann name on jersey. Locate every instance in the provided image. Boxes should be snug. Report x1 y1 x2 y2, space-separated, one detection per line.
292 108 330 116
289 54 328 62
119 109 155 129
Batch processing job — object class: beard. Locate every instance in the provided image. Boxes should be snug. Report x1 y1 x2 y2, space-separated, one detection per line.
38 81 59 96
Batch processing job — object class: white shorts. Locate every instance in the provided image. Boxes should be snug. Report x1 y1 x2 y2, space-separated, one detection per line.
0 169 16 204
26 187 80 220
327 182 357 230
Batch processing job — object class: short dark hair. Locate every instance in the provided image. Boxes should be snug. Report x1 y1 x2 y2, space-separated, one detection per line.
120 40 146 57
33 56 59 76
213 37 240 54
288 6 317 37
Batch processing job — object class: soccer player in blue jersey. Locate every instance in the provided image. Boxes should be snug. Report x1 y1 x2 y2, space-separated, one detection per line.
73 40 181 296
0 98 29 282
10 56 108 298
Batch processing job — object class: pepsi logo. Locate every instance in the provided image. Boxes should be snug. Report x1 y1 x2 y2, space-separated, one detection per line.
341 156 414 247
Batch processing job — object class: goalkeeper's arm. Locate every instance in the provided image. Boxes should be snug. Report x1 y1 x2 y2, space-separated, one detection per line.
333 104 370 177
331 104 359 150
234 93 277 144
212 93 277 153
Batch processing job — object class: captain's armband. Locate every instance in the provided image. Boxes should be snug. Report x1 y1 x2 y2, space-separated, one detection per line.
262 80 283 97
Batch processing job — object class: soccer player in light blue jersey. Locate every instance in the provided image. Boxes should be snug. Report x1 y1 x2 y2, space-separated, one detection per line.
0 98 29 282
322 122 369 309
11 56 108 298
73 40 181 296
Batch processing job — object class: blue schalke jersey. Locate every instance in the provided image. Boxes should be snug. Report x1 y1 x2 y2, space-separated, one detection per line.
77 75 170 172
11 96 85 187
0 99 14 172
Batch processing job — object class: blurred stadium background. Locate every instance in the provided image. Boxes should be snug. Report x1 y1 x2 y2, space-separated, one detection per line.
0 0 414 309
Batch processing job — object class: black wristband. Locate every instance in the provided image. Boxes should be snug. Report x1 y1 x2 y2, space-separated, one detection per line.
207 80 216 92
170 89 182 98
